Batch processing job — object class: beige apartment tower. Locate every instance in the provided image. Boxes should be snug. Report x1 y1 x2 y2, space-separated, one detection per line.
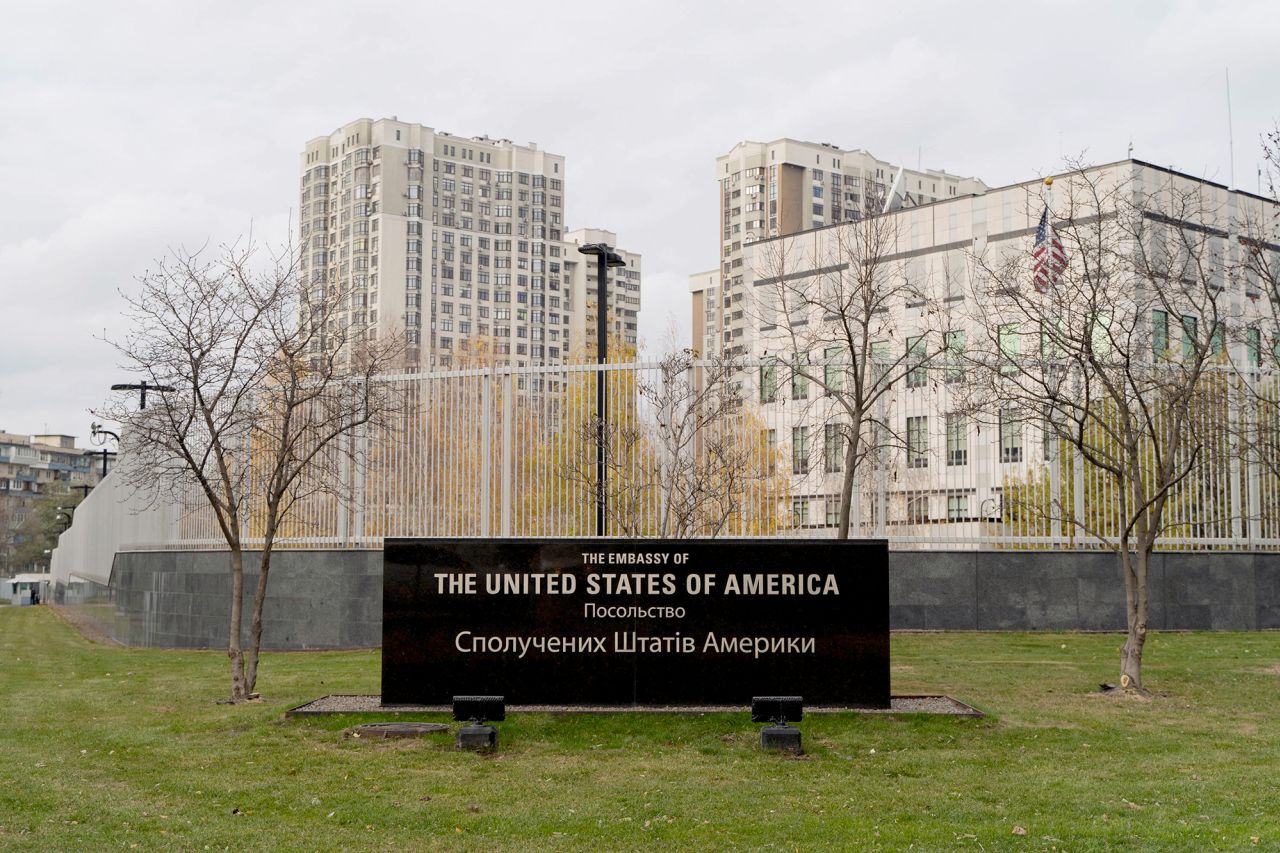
563 228 642 359
693 138 987 356
300 118 572 370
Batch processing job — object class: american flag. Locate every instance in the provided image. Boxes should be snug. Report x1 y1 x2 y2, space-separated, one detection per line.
1032 206 1067 293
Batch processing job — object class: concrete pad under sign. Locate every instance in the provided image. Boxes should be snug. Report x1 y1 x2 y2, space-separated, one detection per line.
348 722 450 739
286 694 983 718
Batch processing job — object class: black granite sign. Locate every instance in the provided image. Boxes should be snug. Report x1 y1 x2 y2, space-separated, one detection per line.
382 538 888 707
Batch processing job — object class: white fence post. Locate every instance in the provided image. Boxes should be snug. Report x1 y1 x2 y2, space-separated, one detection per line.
1049 430 1063 544
351 421 366 544
481 370 493 538
875 392 888 537
1072 446 1086 545
336 429 350 545
1245 372 1262 546
1229 377 1244 542
500 369 514 537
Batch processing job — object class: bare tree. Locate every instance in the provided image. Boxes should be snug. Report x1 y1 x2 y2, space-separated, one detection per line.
1263 126 1280 201
646 350 784 537
1232 130 1280 512
555 348 785 538
966 162 1233 691
102 236 402 702
749 213 954 538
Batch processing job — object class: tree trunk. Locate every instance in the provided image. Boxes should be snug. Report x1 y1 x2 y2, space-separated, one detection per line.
836 424 863 540
243 535 275 696
1118 546 1149 691
227 545 248 702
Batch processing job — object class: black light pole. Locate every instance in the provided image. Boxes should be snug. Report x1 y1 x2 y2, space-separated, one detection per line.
576 243 627 537
110 380 174 410
90 422 120 479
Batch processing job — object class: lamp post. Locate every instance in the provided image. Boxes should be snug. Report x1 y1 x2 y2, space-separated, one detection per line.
576 242 627 537
110 380 174 410
90 422 120 479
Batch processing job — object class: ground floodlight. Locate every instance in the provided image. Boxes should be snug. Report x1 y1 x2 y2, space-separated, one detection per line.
453 695 505 750
752 696 804 754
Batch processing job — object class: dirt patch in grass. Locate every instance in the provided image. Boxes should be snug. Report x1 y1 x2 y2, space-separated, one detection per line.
46 605 123 647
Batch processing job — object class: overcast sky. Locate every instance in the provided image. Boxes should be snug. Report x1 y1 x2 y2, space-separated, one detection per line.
2 0 1276 446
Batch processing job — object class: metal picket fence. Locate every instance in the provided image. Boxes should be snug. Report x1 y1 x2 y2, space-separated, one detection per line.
50 359 1280 586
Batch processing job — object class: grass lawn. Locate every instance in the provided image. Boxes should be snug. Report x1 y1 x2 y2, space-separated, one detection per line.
1 608 1277 851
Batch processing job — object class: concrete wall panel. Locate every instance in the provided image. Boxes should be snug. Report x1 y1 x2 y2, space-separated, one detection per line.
54 548 1280 649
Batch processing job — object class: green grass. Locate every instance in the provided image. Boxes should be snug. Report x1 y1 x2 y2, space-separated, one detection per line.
1 609 1277 851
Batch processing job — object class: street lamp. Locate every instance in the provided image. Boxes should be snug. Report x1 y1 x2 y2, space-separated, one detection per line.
110 380 174 410
576 242 627 537
54 512 72 532
90 422 120 479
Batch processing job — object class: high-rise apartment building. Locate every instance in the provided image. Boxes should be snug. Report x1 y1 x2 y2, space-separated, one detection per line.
563 228 642 359
1 431 111 571
300 118 571 370
693 138 987 356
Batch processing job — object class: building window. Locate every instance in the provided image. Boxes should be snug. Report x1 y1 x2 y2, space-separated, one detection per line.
999 323 1020 374
906 416 928 468
1040 318 1064 362
1181 315 1197 360
906 335 927 388
1090 312 1113 359
824 423 843 473
946 413 967 466
907 493 929 524
823 347 843 393
760 364 777 403
792 426 810 475
1152 309 1169 360
1247 326 1261 367
1210 322 1225 361
947 494 969 521
1000 410 1023 463
792 498 810 527
791 358 808 400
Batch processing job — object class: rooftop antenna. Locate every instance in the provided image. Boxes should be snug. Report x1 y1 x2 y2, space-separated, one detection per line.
1128 140 1134 159
1226 67 1236 188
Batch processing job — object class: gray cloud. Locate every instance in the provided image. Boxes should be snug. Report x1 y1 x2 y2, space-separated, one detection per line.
1 0 1276 445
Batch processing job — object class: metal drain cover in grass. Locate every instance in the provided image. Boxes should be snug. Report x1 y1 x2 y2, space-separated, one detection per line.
351 722 450 739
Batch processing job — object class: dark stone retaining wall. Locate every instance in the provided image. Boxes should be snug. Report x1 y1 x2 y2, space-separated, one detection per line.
890 550 1280 631
58 549 382 649
56 548 1280 649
